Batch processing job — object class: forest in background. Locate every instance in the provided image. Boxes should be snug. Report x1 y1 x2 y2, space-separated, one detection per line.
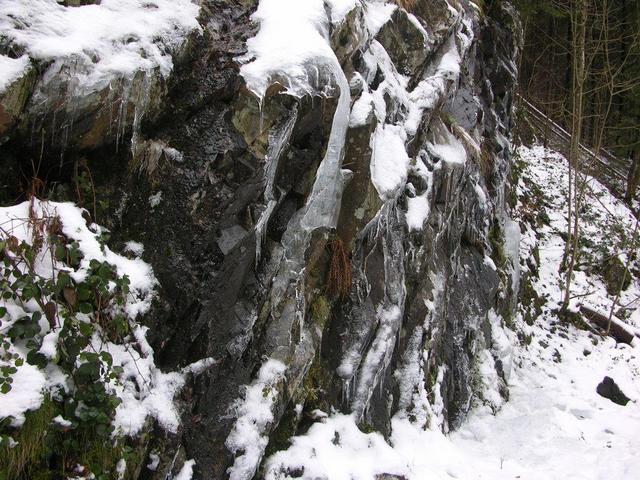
515 0 640 200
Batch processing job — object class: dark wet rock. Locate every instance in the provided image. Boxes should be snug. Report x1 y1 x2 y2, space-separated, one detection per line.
601 255 631 296
376 8 429 78
217 225 249 255
597 376 631 406
411 0 457 43
0 63 35 139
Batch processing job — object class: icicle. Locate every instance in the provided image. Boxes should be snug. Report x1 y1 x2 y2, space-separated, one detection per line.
130 71 151 156
298 63 352 231
115 77 132 154
295 271 306 331
252 61 352 380
254 107 298 264
345 205 407 419
255 199 277 265
342 378 350 405
258 96 264 134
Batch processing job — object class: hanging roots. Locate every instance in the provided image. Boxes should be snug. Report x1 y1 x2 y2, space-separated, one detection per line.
393 0 420 13
392 0 417 11
326 238 352 300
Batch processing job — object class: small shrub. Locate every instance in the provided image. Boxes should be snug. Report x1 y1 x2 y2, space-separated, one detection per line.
0 212 134 479
488 223 507 268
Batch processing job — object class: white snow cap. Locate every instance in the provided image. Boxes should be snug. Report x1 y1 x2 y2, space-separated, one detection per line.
239 0 350 99
174 459 196 480
0 55 30 93
370 124 410 199
0 0 201 90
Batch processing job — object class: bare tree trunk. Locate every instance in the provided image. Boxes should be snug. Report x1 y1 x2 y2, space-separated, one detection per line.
607 216 639 335
625 150 639 202
562 0 589 310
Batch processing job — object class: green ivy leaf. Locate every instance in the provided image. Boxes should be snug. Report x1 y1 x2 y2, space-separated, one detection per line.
77 285 91 301
79 322 93 337
26 350 47 369
79 303 93 315
54 245 66 261
98 264 112 281
99 352 113 366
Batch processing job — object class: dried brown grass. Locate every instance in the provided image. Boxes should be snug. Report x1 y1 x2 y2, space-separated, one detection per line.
392 0 417 12
479 141 493 180
326 238 352 300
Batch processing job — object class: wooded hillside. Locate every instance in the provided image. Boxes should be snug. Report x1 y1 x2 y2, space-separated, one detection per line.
516 0 640 200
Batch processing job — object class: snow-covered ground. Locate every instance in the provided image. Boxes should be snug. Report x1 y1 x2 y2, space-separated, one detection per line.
263 145 640 480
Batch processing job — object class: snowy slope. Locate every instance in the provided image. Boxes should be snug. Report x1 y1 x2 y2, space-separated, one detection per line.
263 145 640 480
517 146 640 321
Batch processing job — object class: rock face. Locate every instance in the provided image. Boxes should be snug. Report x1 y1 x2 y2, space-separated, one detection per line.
0 1 522 479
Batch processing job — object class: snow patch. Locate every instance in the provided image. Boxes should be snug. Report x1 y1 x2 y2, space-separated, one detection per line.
149 191 163 209
370 124 410 199
427 131 467 166
107 329 186 436
326 0 358 24
225 359 287 480
349 87 375 127
0 362 46 427
0 54 30 93
264 414 407 480
124 241 144 257
174 459 196 480
363 1 396 36
406 195 430 231
238 0 337 99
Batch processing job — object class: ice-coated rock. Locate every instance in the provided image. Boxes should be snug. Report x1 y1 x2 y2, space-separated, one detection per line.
0 0 522 478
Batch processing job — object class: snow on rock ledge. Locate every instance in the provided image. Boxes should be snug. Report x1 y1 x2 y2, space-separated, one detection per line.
370 124 410 199
238 0 358 100
0 0 203 151
0 0 202 92
225 359 287 480
0 55 30 93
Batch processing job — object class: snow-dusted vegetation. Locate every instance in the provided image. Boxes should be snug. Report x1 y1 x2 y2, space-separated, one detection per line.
0 200 212 477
